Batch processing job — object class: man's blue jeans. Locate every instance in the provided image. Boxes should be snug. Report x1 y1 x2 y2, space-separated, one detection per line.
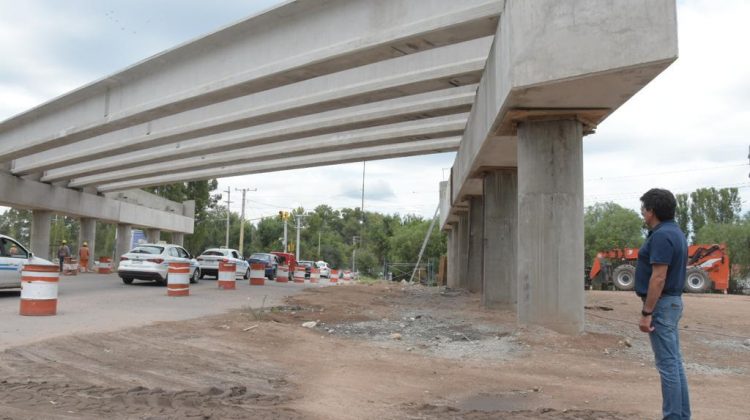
649 295 691 419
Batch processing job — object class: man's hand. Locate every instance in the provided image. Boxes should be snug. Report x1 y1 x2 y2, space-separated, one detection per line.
639 315 654 333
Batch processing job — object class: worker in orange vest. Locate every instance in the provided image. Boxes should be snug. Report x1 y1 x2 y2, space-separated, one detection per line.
79 241 90 273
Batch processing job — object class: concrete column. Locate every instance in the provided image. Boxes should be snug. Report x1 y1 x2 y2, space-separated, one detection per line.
466 196 484 293
446 226 458 288
456 212 470 289
172 232 184 247
78 218 96 271
115 224 132 268
482 169 518 308
30 210 52 260
517 119 584 335
146 228 160 243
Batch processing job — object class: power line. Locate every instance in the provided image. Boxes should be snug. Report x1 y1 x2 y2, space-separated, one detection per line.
585 162 748 182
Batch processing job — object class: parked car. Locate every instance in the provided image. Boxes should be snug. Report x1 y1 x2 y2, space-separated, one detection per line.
197 248 249 279
246 253 279 280
315 260 330 278
297 260 314 279
118 243 199 285
0 234 55 290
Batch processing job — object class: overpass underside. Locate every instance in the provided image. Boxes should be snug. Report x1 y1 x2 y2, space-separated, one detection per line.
0 0 677 333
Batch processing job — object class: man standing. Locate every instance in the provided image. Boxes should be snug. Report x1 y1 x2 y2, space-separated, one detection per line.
79 241 90 273
57 240 71 273
636 188 690 419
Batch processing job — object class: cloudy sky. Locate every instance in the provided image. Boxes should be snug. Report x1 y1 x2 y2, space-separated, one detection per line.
0 0 748 222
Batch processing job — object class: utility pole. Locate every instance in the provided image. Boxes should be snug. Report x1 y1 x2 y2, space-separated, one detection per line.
224 188 232 248
283 217 288 252
235 187 257 255
295 214 305 261
360 161 366 248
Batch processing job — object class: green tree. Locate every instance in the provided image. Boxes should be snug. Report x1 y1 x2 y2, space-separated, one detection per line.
689 187 741 235
675 193 690 237
584 202 644 265
0 208 31 246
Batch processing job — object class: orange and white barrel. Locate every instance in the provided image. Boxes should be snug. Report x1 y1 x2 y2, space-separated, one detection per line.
343 270 352 283
330 269 339 284
167 262 190 296
98 256 113 274
249 263 265 286
63 257 78 276
217 261 236 290
310 268 320 284
20 264 59 316
293 266 306 283
277 264 289 283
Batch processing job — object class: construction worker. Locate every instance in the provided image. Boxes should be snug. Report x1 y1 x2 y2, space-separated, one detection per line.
57 240 71 272
79 241 90 273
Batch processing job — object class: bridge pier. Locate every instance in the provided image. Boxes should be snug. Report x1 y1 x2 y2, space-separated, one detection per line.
30 210 52 260
517 119 585 335
482 169 517 308
466 196 484 293
78 218 96 271
115 224 132 269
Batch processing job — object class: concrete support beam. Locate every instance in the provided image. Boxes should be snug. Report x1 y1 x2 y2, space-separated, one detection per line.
95 137 460 192
30 210 52 260
78 218 96 271
172 233 184 247
67 114 468 188
517 119 584 335
147 229 160 244
456 213 470 289
0 0 500 161
115 224 132 268
12 37 489 174
39 85 477 181
0 171 193 233
466 196 484 293
482 169 517 308
446 226 458 288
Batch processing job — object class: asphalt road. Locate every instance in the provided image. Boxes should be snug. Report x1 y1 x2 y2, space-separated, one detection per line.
0 273 320 350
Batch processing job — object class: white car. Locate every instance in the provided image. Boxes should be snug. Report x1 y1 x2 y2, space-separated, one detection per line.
197 248 249 279
0 234 55 290
315 261 330 278
118 243 199 285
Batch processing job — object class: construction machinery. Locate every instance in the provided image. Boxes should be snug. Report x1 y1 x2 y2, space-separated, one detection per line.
587 244 730 293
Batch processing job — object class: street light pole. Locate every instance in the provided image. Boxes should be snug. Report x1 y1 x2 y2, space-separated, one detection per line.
224 188 232 248
236 187 257 255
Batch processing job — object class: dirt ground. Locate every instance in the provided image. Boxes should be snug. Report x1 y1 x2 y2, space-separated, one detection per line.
1 282 748 419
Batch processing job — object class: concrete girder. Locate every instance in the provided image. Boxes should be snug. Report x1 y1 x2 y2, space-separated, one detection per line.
40 86 478 182
15 38 490 174
68 114 468 188
0 0 501 162
445 0 677 222
96 137 461 193
0 171 193 233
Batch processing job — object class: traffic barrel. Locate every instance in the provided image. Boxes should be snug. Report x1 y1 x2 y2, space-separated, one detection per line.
20 264 59 316
217 260 236 290
167 262 190 296
62 257 78 276
330 269 339 283
249 263 265 286
310 268 320 284
277 264 289 283
293 266 306 283
98 256 113 274
343 270 352 283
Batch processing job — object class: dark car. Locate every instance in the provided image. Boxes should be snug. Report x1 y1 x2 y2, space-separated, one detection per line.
246 253 279 280
297 260 314 279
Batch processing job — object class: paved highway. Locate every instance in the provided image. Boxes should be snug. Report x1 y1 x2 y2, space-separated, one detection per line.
0 273 319 350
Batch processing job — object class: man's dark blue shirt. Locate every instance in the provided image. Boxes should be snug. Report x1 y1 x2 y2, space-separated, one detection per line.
635 220 687 297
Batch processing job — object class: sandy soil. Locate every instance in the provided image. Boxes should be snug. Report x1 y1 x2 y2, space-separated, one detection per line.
1 282 748 419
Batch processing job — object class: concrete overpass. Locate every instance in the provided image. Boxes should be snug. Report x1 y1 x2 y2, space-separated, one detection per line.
0 0 677 333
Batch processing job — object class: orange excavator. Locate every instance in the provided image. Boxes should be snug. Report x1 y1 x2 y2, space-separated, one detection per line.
587 244 730 293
